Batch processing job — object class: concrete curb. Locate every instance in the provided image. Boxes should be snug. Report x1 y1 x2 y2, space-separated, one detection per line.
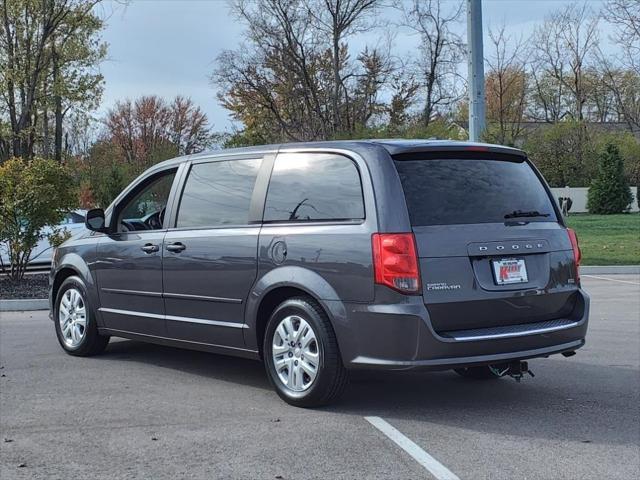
581 265 640 275
0 299 48 312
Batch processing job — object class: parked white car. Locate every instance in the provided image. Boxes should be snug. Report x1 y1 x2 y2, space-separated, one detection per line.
0 210 87 270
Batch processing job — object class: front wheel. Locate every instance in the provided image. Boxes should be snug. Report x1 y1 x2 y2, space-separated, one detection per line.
54 276 109 356
263 297 347 407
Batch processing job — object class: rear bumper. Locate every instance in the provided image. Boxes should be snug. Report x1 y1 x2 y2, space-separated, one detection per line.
329 289 590 371
349 339 585 370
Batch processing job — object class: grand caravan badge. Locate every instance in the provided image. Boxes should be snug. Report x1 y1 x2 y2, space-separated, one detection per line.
425 282 462 291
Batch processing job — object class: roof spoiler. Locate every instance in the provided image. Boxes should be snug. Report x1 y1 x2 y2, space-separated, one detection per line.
392 145 527 163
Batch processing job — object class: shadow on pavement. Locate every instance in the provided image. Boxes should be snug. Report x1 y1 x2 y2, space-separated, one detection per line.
98 338 271 391
96 339 638 447
333 359 639 447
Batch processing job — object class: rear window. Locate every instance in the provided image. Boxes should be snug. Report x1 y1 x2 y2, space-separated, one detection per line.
394 158 557 226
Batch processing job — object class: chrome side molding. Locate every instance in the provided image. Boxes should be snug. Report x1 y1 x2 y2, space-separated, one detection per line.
98 307 249 329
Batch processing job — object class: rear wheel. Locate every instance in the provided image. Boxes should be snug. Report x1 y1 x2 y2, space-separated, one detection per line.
454 364 507 380
263 296 347 407
54 276 109 356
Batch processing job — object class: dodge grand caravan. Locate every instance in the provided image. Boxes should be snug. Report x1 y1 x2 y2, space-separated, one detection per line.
50 140 590 407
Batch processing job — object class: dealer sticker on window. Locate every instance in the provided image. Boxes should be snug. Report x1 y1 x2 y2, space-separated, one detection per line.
492 258 528 285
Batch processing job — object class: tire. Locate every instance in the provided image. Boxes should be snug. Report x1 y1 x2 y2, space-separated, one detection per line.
54 276 109 356
263 296 348 407
454 364 507 380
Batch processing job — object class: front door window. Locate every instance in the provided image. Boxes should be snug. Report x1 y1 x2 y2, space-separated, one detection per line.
117 171 176 232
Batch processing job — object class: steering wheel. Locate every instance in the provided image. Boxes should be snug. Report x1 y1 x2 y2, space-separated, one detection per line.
159 207 166 227
145 209 164 230
120 220 135 232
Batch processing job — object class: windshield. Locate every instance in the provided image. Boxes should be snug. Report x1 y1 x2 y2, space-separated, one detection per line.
394 158 558 226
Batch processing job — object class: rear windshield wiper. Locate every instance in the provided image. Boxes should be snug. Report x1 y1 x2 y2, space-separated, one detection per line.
504 210 551 219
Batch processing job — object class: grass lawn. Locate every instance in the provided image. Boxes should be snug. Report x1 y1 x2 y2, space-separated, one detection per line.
566 213 640 265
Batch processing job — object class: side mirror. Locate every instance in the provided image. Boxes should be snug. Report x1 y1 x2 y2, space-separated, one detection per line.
85 208 108 233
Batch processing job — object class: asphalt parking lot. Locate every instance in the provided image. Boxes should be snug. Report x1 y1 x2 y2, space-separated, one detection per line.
1 275 639 480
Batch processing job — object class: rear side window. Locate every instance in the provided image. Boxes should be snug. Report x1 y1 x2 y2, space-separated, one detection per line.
264 153 364 222
176 159 261 227
394 158 557 226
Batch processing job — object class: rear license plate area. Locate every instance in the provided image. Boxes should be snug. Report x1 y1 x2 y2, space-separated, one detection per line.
492 258 528 285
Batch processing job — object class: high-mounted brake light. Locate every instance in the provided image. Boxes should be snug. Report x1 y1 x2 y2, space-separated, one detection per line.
372 233 420 294
567 228 581 283
465 145 489 152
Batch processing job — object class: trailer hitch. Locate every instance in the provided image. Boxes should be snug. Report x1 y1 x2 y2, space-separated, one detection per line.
505 360 534 382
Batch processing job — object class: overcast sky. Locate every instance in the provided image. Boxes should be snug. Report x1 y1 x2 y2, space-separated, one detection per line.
99 0 610 132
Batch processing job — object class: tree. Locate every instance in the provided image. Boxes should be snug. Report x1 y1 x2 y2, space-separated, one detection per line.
47 3 106 161
587 143 634 213
593 130 640 187
523 122 598 187
598 67 640 132
584 68 618 122
484 25 527 145
217 0 330 142
107 96 173 167
312 0 379 133
386 74 420 136
212 0 390 143
169 96 210 156
0 157 76 280
64 110 100 159
105 95 212 169
603 0 639 75
77 138 133 208
0 0 106 161
75 95 212 208
401 0 464 128
598 0 640 132
527 71 569 123
530 3 599 122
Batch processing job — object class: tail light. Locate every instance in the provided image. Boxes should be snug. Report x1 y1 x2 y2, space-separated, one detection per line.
567 228 581 283
372 233 420 294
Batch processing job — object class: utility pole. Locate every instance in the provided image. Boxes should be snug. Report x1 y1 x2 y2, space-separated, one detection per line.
467 0 486 142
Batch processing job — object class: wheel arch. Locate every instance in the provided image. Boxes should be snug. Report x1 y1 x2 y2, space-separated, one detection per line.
254 286 312 359
51 252 101 325
51 267 79 305
245 266 346 358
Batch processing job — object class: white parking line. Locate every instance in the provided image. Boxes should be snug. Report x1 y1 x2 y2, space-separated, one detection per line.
582 275 640 286
365 416 460 480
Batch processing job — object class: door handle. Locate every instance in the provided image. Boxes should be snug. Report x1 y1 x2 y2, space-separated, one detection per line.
166 242 186 253
141 243 159 254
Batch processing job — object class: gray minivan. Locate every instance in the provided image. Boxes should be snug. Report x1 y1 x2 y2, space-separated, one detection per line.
50 140 589 407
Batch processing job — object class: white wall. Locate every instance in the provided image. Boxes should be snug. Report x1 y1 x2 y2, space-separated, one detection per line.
550 186 639 213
